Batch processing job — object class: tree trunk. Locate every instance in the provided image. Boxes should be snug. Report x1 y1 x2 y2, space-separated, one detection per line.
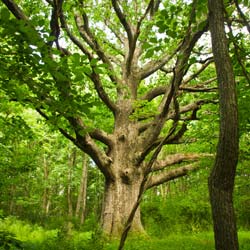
208 0 239 249
42 154 50 215
75 153 88 225
101 177 144 236
67 148 76 218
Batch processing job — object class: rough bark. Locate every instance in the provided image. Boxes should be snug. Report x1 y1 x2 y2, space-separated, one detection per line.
208 0 239 249
101 178 144 236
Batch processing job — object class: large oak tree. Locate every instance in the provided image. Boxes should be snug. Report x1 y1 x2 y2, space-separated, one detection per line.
0 0 218 236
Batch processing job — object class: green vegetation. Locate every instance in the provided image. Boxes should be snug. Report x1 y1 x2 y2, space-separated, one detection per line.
0 0 249 249
0 216 250 250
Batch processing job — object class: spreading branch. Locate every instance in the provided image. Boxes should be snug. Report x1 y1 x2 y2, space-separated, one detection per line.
68 117 115 181
145 163 198 190
141 85 169 101
182 57 214 84
139 43 182 80
167 99 218 120
152 153 211 171
60 12 93 58
111 0 137 76
89 129 114 149
1 1 115 180
180 77 218 92
74 11 121 86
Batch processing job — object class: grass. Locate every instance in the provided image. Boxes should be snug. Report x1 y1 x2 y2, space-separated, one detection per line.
107 232 250 250
0 217 249 250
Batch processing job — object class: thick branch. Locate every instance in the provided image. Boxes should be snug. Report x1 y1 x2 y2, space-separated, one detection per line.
77 134 114 181
68 117 115 181
146 164 197 190
152 153 209 171
141 85 168 101
1 0 28 20
89 129 114 149
35 107 114 180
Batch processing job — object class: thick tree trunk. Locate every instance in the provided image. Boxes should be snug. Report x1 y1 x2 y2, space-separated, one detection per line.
208 0 239 249
101 177 144 236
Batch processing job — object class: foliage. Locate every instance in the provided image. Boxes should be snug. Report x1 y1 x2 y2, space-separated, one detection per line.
0 0 249 244
1 215 250 250
141 171 212 236
0 231 24 250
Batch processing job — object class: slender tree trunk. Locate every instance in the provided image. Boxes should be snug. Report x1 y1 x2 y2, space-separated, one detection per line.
75 153 88 224
9 184 16 214
208 1 239 249
67 148 76 218
42 154 50 215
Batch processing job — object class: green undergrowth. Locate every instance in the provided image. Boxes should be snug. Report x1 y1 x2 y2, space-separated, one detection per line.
0 217 250 250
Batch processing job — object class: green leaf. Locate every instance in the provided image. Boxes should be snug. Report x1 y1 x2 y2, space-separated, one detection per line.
82 66 92 75
90 58 99 66
93 67 103 74
145 49 154 58
0 9 10 21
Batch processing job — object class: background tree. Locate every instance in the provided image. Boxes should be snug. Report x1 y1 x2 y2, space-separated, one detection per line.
208 0 239 249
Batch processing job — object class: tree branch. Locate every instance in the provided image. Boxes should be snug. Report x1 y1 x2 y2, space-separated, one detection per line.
234 0 250 34
180 77 218 92
111 0 133 44
89 72 117 114
182 57 214 84
48 0 63 48
74 11 121 86
60 12 93 58
68 117 115 181
167 99 218 120
139 43 182 80
89 129 114 149
141 85 168 101
111 0 138 76
152 153 210 171
1 0 28 20
145 163 198 190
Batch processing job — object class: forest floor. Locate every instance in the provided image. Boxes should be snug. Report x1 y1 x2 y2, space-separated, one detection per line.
1 217 250 250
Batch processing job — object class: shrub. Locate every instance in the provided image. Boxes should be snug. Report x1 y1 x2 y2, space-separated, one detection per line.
0 230 24 250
